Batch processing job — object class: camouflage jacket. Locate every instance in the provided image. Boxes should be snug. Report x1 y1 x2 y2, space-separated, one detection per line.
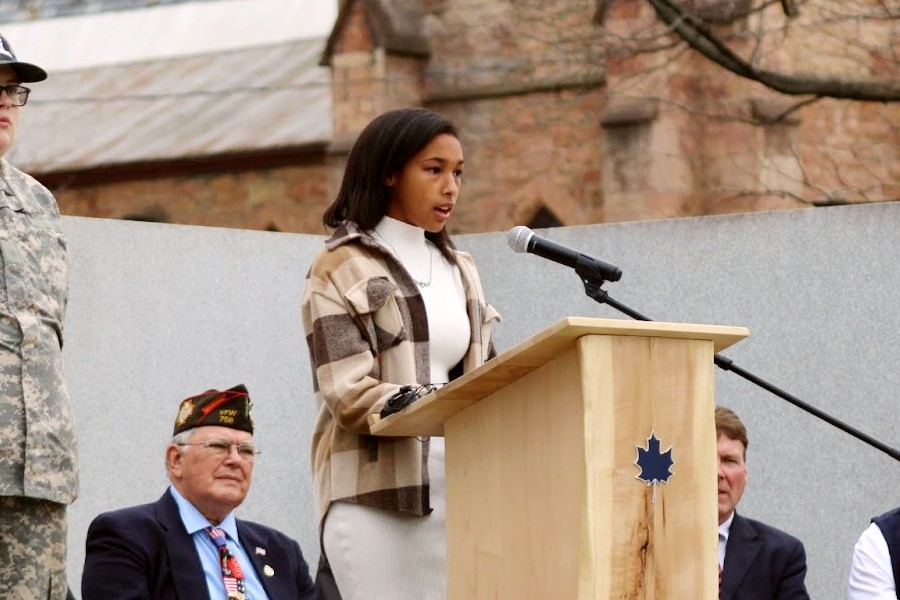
301 221 500 524
0 158 78 504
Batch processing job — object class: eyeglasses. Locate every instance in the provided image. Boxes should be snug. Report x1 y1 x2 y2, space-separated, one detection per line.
0 84 30 107
177 440 260 462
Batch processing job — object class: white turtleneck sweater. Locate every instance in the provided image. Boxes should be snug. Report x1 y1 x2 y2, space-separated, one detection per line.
372 216 469 383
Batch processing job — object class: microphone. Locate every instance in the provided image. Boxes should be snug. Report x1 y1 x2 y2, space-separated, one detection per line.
507 226 622 282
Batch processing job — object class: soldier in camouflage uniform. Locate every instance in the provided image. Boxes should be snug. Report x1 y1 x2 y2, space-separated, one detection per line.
0 33 78 600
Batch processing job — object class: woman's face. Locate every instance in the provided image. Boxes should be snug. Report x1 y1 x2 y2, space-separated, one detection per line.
385 133 464 233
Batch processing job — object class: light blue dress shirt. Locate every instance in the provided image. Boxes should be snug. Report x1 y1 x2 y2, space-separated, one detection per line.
170 486 270 600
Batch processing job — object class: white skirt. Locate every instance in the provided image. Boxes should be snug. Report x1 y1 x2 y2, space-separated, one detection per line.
322 437 446 600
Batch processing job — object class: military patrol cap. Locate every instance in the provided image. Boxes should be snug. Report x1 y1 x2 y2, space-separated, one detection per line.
173 384 254 435
0 33 47 83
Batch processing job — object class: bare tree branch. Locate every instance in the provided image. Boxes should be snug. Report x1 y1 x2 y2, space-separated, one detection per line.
761 96 823 122
781 0 800 17
645 0 900 101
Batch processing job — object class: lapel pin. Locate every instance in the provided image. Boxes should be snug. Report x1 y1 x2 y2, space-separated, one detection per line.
255 547 266 556
264 565 275 577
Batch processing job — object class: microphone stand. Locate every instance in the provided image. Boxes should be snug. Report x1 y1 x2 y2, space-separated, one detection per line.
577 266 900 463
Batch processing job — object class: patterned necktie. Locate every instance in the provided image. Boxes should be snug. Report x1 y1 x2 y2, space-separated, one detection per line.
206 527 248 600
718 531 725 599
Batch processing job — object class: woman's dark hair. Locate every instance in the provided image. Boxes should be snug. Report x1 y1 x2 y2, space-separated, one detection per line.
323 107 460 261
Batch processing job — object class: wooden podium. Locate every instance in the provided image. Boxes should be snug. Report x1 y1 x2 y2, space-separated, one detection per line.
368 317 748 599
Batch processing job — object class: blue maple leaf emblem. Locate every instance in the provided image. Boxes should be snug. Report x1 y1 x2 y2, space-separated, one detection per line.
635 432 674 503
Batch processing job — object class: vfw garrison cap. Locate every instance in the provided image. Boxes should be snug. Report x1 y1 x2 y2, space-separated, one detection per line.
0 33 46 83
173 384 254 435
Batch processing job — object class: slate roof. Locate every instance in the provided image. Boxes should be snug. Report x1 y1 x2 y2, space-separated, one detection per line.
10 36 332 175
0 0 207 21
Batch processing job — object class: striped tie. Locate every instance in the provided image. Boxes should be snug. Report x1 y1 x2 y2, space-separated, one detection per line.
718 531 726 599
206 527 248 600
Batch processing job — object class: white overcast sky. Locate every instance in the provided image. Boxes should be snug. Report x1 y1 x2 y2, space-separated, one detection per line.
4 0 339 72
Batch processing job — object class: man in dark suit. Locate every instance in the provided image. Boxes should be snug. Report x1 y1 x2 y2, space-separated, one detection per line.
716 406 810 600
81 384 317 600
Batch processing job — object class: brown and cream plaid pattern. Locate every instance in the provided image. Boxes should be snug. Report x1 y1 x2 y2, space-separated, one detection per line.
301 221 500 524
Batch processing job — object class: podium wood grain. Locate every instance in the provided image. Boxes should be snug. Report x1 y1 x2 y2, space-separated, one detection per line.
368 317 746 437
368 317 748 599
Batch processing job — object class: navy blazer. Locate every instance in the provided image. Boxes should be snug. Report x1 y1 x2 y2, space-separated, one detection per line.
721 512 810 600
82 489 317 600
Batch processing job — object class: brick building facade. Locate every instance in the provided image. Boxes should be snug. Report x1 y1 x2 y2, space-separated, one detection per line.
12 0 900 234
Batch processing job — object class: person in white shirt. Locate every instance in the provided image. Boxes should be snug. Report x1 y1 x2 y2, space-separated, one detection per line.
848 507 900 598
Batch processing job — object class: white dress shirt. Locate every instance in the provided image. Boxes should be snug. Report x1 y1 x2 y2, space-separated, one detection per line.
719 511 735 569
848 522 895 599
